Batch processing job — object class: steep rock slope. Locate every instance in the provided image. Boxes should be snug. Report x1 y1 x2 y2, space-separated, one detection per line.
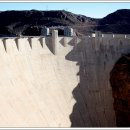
0 10 97 36
1 9 130 35
98 9 130 34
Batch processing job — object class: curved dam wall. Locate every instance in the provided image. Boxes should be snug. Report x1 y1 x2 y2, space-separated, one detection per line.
0 32 130 127
0 35 78 127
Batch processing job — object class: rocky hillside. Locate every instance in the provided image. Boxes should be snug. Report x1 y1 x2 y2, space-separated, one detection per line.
110 54 130 126
97 9 130 34
0 10 98 36
0 9 130 36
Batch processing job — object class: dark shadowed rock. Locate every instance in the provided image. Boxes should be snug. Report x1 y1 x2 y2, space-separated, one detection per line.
1 9 130 36
98 9 130 34
0 10 98 36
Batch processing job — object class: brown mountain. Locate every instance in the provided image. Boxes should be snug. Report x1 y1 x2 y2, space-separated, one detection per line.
97 9 130 34
0 9 130 36
0 10 98 36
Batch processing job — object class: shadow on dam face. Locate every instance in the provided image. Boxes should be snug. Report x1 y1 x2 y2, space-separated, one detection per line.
65 38 110 127
65 39 86 127
65 36 129 127
65 36 130 127
110 54 130 127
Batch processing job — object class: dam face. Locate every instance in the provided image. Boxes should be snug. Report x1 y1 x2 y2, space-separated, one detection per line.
0 32 130 127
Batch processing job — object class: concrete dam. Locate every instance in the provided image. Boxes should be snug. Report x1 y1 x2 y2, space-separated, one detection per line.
0 30 130 127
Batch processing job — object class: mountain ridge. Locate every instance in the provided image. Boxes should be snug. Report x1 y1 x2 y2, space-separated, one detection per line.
0 9 129 36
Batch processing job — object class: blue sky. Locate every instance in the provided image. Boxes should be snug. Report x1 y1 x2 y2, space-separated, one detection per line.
0 2 130 18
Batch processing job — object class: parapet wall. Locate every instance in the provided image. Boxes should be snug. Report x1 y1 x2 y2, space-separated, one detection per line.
0 32 130 54
92 32 130 38
0 37 73 54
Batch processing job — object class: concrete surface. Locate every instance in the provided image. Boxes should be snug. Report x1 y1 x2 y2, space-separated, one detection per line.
0 34 130 127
